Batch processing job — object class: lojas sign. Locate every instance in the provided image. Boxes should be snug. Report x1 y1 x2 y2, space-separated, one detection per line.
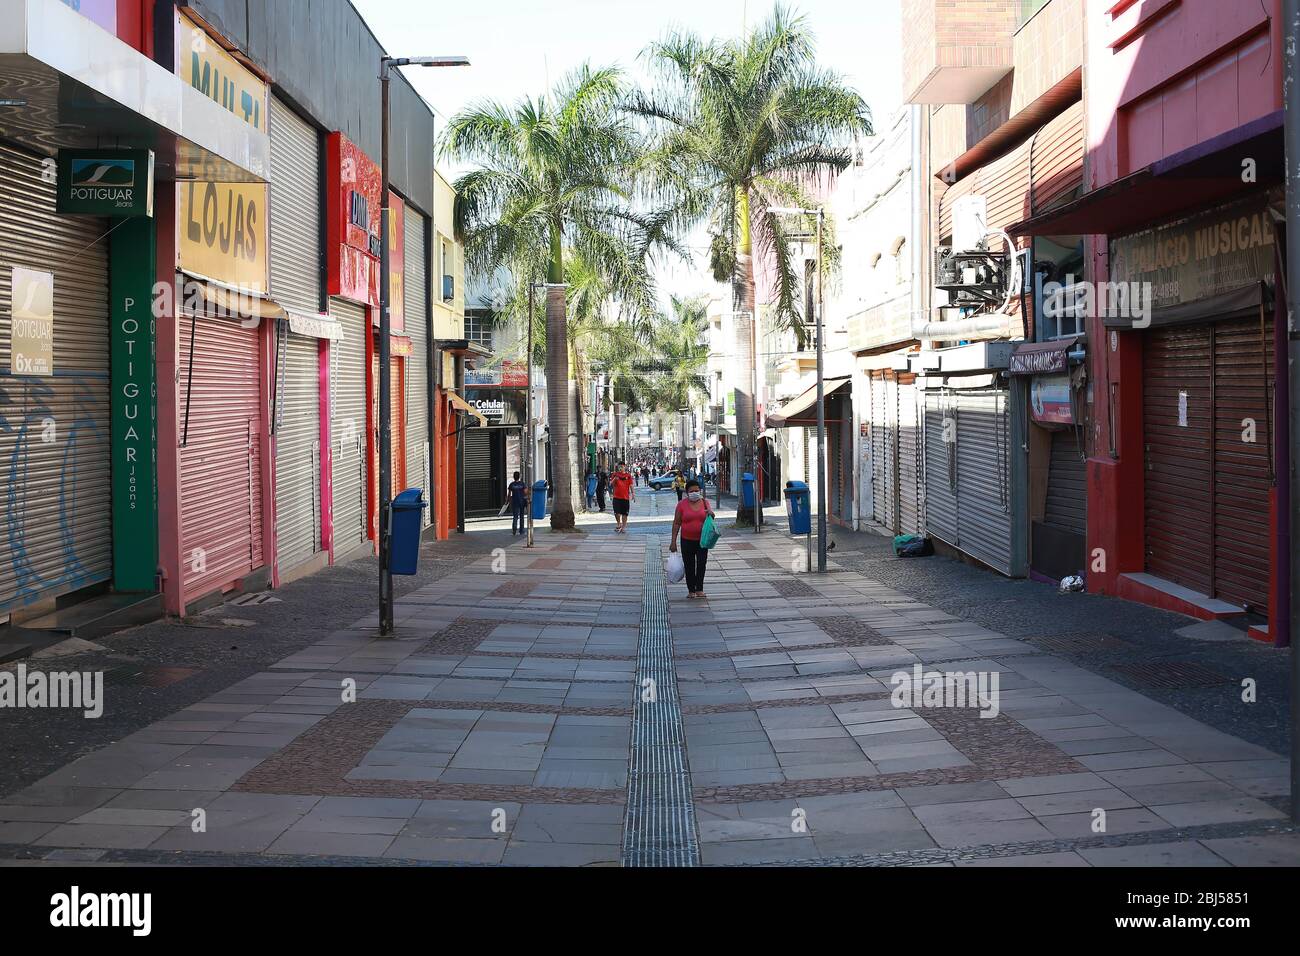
56 149 154 218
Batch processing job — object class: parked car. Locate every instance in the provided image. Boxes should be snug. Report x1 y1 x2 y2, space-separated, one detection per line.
649 472 678 491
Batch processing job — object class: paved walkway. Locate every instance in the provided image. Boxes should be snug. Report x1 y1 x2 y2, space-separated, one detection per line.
1 490 1297 866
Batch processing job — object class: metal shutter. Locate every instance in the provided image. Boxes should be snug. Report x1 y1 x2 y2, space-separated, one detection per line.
268 98 321 315
178 314 264 604
463 429 493 513
274 329 321 573
370 353 405 508
330 298 367 554
954 389 1013 574
897 376 923 536
828 397 843 522
1044 428 1086 534
1143 325 1213 597
1212 316 1273 611
924 390 959 547
0 142 112 613
871 373 892 528
403 209 430 525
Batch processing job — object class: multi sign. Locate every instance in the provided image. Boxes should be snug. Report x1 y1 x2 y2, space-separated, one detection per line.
388 193 405 333
56 149 155 218
463 387 526 427
176 11 267 132
173 14 269 293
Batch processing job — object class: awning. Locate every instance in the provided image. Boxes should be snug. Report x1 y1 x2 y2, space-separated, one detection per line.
447 390 488 428
766 377 851 427
179 272 285 324
1009 110 1283 238
1102 281 1265 330
1007 336 1081 376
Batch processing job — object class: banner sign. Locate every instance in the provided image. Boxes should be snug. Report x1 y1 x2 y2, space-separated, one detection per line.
178 181 269 293
390 335 413 357
464 386 526 427
1109 195 1275 310
110 219 158 591
56 149 154 218
465 360 528 387
1030 373 1073 424
1008 337 1077 376
176 11 267 132
388 194 405 333
9 267 54 376
326 132 381 307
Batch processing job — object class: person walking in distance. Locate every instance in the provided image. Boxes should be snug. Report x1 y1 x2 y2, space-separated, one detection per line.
505 471 529 536
596 468 608 513
673 469 686 502
670 479 714 599
610 461 635 534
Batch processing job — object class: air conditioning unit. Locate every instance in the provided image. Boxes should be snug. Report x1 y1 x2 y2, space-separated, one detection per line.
952 195 988 254
934 244 1008 308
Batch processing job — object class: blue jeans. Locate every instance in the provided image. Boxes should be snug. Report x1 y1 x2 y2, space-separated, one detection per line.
511 499 526 534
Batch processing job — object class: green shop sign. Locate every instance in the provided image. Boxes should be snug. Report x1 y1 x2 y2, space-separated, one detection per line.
56 149 154 218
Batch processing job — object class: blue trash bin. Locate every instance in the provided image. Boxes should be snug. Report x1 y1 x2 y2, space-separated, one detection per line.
741 472 756 509
390 488 427 575
532 480 548 520
784 480 811 535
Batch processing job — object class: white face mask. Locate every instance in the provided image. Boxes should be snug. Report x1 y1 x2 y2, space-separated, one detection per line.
687 491 702 502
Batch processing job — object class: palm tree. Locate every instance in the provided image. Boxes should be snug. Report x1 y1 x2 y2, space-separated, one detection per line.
442 66 666 530
639 295 711 467
630 4 871 519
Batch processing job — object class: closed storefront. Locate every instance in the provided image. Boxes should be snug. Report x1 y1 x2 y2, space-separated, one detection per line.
924 385 1020 575
273 330 322 575
1143 316 1274 612
463 428 501 516
177 314 266 605
370 350 406 522
404 209 431 526
0 142 112 615
867 370 923 536
269 95 325 578
1107 194 1279 617
330 298 368 557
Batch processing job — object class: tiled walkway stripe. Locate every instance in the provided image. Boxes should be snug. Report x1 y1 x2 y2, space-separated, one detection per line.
622 538 700 867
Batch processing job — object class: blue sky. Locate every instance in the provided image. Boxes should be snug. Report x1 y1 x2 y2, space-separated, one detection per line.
351 0 904 302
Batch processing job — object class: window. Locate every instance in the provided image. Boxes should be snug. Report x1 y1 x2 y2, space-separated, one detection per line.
1032 235 1086 340
464 309 493 349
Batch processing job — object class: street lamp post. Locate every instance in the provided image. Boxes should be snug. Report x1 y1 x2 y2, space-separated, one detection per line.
770 207 827 572
379 53 468 636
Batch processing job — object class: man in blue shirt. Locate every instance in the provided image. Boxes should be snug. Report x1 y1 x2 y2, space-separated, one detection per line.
505 471 529 536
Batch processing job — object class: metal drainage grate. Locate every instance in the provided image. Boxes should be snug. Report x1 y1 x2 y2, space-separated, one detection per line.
622 538 700 867
1106 660 1234 689
1028 633 1134 655
227 592 282 606
103 664 200 688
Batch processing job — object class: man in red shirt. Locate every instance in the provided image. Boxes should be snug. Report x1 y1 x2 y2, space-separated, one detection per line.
609 462 635 533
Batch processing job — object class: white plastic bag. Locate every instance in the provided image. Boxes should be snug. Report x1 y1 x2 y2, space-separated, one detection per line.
665 551 685 584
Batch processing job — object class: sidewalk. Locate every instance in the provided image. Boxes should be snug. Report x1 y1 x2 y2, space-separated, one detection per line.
0 493 1295 866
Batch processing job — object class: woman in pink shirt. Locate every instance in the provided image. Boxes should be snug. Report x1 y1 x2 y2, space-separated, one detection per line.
669 479 715 599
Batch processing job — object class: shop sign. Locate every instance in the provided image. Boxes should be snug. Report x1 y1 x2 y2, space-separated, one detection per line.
464 386 526 427
1030 373 1073 425
326 132 381 307
390 335 413 357
178 181 269 293
9 268 54 376
466 360 528 387
1109 195 1275 310
176 11 267 132
288 312 343 340
56 149 154 218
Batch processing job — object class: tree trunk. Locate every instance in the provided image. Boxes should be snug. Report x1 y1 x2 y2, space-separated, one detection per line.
546 283 576 530
733 185 757 523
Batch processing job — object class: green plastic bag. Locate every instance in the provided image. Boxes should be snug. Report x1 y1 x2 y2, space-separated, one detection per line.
700 514 720 550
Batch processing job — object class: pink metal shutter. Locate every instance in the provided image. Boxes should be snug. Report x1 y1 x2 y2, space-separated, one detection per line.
179 314 265 603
